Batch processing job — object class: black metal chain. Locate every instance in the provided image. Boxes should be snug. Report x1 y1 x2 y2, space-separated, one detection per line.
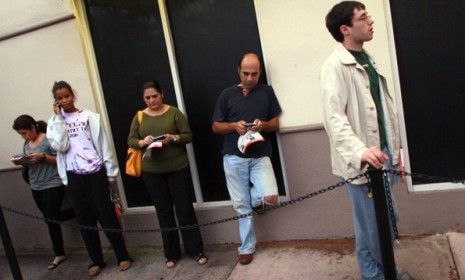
1 170 462 234
0 173 368 234
382 170 400 241
382 169 464 241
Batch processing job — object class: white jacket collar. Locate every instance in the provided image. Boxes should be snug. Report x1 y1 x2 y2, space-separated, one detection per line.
335 43 385 76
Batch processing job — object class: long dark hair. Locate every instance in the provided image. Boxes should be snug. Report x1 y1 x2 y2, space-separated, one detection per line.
12 114 47 133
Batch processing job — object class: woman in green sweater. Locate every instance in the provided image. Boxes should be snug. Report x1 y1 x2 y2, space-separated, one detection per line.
127 80 207 268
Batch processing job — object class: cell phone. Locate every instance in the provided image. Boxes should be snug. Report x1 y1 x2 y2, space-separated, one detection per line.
244 122 255 127
10 154 30 165
54 100 62 109
151 135 166 141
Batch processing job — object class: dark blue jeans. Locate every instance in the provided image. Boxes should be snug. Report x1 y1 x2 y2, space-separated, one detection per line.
346 148 399 280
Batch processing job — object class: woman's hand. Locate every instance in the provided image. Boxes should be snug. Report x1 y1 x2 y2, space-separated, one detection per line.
161 134 177 145
53 101 62 115
27 152 46 164
108 180 118 193
10 158 23 166
139 135 154 147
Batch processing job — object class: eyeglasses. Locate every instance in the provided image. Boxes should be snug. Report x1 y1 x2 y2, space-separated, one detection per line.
354 14 372 22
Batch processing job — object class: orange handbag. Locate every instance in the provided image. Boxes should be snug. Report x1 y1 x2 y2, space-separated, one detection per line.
125 111 143 177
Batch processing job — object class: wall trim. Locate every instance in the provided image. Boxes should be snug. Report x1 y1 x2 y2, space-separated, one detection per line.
0 166 22 172
0 14 75 42
279 123 324 134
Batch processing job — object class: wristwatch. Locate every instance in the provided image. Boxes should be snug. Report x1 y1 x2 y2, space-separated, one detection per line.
172 135 178 143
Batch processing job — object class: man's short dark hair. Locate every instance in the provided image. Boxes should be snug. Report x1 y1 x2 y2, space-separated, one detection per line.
325 1 366 42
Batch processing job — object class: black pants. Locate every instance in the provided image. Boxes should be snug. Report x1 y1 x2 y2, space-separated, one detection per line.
31 186 75 256
67 169 130 266
142 167 204 260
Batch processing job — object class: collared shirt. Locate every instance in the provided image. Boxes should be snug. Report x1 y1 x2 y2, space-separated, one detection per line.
212 83 282 158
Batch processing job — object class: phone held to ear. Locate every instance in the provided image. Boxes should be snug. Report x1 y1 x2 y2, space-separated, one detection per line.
53 101 62 115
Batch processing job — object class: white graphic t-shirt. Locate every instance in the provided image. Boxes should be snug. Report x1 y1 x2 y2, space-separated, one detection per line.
63 110 103 174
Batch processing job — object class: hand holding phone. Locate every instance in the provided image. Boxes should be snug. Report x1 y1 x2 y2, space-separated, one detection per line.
10 154 31 165
151 135 166 141
53 100 62 115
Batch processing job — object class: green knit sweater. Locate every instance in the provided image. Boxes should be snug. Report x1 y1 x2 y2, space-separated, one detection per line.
127 106 192 174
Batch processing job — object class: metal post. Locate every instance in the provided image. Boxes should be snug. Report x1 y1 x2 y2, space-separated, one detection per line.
0 206 23 280
368 168 397 280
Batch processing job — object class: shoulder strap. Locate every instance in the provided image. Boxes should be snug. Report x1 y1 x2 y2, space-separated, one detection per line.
137 110 143 124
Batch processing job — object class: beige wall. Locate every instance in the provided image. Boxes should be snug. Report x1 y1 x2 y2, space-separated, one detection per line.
0 0 71 36
0 0 96 170
255 0 396 128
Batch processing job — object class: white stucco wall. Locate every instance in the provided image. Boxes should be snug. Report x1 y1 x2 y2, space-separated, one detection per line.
254 0 395 128
0 0 96 170
0 0 71 36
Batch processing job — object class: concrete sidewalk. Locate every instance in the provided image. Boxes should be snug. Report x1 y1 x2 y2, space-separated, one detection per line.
0 233 463 280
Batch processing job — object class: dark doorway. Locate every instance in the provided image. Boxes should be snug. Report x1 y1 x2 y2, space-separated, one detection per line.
84 0 287 206
84 0 176 207
390 0 465 183
166 0 286 201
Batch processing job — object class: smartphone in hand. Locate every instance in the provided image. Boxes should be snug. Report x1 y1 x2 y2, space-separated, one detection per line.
151 135 166 141
244 122 256 127
10 154 30 165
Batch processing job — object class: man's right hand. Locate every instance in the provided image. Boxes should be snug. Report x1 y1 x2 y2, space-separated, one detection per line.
361 146 388 169
233 121 247 135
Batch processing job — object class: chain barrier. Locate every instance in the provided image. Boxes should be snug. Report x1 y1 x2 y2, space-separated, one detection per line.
0 173 368 234
1 170 463 234
382 170 399 241
383 169 464 242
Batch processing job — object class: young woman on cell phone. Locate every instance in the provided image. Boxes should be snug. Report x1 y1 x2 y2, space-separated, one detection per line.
11 114 74 270
46 81 132 277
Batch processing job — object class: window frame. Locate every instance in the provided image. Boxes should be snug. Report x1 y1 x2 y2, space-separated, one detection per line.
73 0 290 213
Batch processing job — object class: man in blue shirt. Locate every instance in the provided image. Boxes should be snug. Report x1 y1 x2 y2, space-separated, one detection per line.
212 52 281 265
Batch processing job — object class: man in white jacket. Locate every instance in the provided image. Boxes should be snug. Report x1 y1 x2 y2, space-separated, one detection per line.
321 2 408 280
